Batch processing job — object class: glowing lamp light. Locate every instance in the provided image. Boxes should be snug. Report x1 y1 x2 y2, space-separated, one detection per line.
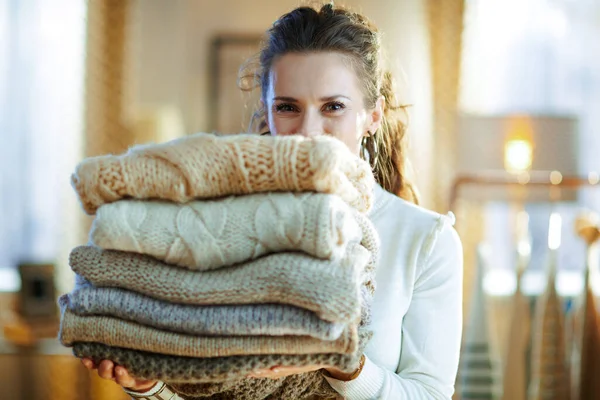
457 113 578 202
503 115 535 173
504 139 533 173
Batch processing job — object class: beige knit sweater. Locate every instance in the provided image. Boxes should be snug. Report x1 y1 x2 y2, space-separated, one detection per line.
89 192 362 271
69 243 369 324
71 133 374 215
59 302 358 358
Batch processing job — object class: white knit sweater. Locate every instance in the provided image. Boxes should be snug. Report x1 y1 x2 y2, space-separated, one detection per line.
89 192 362 270
130 184 463 400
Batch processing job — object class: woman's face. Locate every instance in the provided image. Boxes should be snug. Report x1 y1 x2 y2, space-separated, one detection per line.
264 52 382 156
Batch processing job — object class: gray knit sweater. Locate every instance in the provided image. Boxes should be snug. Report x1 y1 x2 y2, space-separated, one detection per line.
66 283 345 340
69 244 369 324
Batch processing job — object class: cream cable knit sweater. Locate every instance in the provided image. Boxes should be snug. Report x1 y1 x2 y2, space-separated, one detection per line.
71 133 374 215
89 192 362 271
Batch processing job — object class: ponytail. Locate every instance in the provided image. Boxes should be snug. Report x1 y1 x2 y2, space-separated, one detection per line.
363 71 419 204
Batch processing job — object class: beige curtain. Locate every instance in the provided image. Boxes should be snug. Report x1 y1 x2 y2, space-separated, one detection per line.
426 0 465 214
84 0 133 158
425 0 474 324
425 4 484 400
426 0 472 326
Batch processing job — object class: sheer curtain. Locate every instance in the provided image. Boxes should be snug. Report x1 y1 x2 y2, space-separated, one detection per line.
460 0 600 295
0 0 86 291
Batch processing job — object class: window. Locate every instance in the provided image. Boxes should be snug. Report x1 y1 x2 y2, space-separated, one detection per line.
460 0 600 296
0 0 86 291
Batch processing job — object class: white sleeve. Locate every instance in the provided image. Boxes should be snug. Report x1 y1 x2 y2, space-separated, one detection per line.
325 219 464 399
123 381 186 399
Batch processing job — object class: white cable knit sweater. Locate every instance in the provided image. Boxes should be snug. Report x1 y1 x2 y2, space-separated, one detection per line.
133 185 463 399
89 192 362 270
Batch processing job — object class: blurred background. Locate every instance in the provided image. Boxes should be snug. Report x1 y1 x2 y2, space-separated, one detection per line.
1 0 599 399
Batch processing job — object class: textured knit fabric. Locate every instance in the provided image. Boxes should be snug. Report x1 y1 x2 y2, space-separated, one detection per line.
58 304 358 358
65 284 345 340
71 336 368 383
89 192 362 271
168 373 341 400
69 244 369 324
70 133 374 215
353 211 379 327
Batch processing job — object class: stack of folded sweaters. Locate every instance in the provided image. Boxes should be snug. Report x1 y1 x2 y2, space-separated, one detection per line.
58 133 380 399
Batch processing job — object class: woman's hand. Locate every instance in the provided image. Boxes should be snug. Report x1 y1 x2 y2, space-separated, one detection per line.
81 358 158 393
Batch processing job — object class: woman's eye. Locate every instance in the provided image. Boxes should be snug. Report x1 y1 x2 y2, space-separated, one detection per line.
323 102 346 112
275 103 297 113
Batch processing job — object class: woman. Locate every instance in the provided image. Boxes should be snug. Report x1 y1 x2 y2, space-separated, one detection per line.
82 4 463 399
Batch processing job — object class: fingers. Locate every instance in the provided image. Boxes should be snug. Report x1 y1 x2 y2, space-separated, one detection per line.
114 365 137 388
81 358 96 370
98 360 116 381
80 358 148 389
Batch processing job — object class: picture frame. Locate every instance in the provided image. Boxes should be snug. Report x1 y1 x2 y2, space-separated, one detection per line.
17 262 58 320
208 33 264 134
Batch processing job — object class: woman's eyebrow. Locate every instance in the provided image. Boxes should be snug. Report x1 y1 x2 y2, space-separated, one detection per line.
272 96 298 102
272 95 351 102
319 95 351 102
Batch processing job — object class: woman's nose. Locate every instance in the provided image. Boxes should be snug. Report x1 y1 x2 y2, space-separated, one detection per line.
296 111 323 137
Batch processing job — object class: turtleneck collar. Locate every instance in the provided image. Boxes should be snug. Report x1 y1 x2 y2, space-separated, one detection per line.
368 183 390 218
